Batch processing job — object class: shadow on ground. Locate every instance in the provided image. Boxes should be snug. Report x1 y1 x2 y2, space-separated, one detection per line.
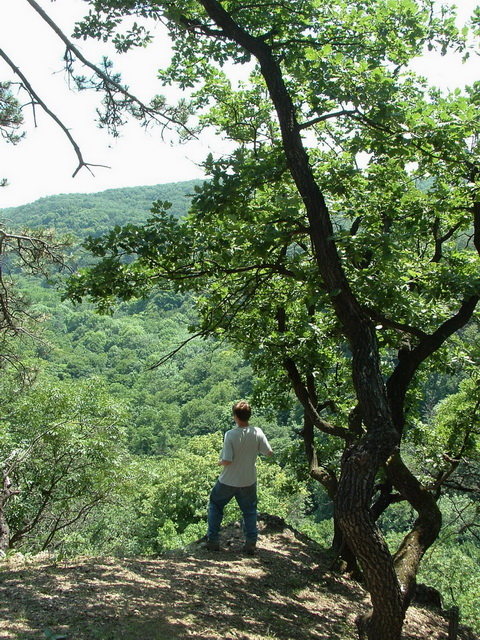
0 515 475 640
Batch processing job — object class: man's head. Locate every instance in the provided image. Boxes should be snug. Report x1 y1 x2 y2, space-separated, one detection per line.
233 401 251 422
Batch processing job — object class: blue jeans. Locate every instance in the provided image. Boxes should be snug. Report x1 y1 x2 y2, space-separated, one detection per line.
207 480 258 542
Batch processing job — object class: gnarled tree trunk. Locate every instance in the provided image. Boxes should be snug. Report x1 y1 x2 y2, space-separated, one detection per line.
1 470 16 554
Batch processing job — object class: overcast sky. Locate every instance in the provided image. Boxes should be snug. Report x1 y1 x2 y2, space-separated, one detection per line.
0 0 478 209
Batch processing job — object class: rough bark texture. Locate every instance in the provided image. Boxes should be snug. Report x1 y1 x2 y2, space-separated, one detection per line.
1 471 15 554
0 506 9 554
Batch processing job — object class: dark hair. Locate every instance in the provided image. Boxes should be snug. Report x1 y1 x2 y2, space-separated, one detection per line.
233 401 251 422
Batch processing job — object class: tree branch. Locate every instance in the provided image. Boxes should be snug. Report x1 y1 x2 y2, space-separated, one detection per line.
365 309 428 341
25 0 197 137
283 357 349 439
387 294 479 433
0 47 107 178
299 108 357 130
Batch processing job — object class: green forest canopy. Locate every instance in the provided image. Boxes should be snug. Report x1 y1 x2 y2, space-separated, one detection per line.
1 182 478 638
1 1 480 638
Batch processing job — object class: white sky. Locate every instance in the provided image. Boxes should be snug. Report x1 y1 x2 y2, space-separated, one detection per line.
0 0 478 209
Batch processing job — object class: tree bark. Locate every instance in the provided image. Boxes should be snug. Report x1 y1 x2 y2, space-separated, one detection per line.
0 505 9 554
1 470 16 554
335 437 404 640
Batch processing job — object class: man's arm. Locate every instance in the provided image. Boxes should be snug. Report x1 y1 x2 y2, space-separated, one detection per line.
218 459 232 466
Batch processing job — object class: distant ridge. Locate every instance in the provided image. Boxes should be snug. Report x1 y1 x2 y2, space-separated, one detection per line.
1 179 202 237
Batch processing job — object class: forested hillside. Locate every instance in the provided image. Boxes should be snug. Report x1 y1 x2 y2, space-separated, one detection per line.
1 181 479 635
1 181 304 556
3 180 297 450
2 180 200 235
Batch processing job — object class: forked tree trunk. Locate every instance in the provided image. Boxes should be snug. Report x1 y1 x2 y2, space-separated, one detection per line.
269 63 406 640
336 444 405 640
1 473 13 554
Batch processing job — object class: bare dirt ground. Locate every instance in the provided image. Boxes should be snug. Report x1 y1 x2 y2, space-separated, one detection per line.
0 515 477 640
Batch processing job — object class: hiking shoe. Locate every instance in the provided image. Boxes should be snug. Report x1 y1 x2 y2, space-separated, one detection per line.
200 539 220 551
243 540 256 555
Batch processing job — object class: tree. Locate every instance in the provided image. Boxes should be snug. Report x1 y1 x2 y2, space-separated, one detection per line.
1 104 73 553
0 374 130 552
0 81 23 187
0 81 22 138
0 0 194 180
66 2 480 638
4 1 480 639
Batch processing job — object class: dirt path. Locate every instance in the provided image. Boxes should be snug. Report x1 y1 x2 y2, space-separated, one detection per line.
0 516 476 640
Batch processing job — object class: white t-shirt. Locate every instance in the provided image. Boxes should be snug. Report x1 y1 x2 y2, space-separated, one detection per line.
218 424 272 487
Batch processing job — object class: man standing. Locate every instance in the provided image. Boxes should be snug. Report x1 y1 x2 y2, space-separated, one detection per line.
202 401 273 554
